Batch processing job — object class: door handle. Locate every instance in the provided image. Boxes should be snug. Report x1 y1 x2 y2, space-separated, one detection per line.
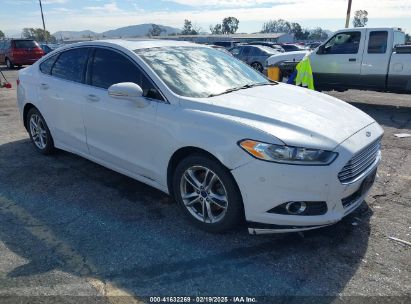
40 83 49 90
86 94 100 102
348 58 356 62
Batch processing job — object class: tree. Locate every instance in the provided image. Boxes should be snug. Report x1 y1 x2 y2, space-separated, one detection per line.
209 24 222 35
181 19 199 35
148 24 165 37
406 33 410 43
353 10 368 27
0 30 4 39
308 27 329 40
290 22 309 40
22 28 56 43
261 19 291 33
221 17 239 34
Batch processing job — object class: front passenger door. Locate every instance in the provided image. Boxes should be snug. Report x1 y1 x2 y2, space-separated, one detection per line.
83 47 164 180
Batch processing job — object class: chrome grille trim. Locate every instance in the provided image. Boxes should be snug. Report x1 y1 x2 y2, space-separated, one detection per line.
338 139 381 184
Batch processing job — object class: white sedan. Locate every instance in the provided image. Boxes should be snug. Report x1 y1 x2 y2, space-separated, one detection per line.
17 40 383 234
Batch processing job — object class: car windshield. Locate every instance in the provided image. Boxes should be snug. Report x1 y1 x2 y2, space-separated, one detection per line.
135 46 270 98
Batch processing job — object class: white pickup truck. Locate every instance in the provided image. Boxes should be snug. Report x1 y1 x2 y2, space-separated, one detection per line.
268 27 411 93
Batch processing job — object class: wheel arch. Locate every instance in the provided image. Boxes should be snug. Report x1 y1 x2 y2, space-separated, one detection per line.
23 103 37 130
167 146 242 201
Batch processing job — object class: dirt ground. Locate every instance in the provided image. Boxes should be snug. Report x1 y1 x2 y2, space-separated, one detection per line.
0 66 410 303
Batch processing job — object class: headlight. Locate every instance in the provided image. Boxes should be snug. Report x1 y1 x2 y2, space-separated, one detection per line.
239 139 338 165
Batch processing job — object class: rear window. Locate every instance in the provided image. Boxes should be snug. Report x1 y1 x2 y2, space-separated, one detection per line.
40 54 58 75
368 31 388 54
52 48 89 83
13 40 38 49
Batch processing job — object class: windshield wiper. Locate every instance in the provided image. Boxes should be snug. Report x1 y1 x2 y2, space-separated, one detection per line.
208 82 276 97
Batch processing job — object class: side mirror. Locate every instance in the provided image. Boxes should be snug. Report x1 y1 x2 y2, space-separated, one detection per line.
108 82 149 108
316 45 324 54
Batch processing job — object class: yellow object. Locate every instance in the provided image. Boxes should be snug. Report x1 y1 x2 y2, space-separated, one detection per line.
267 66 281 81
295 56 314 90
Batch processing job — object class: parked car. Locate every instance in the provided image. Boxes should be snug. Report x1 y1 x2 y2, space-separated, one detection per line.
209 45 233 56
245 41 285 52
17 40 383 234
266 50 310 79
228 44 280 72
306 42 322 50
213 41 239 49
280 43 308 52
309 27 411 93
0 39 44 69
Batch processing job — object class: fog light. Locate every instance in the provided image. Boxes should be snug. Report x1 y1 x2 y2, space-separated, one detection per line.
285 201 307 215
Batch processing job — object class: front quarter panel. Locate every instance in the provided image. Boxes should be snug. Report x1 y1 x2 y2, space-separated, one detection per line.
153 101 282 187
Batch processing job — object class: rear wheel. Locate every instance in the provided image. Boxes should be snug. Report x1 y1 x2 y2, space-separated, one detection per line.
251 62 263 73
5 58 14 69
173 154 244 233
26 108 55 155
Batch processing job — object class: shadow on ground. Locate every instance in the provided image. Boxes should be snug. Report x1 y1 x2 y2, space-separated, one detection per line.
0 138 373 301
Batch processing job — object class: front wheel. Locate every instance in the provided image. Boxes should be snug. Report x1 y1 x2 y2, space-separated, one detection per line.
27 108 55 155
173 154 244 233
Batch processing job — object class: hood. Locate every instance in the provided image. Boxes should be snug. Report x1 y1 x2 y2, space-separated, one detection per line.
184 84 375 150
266 51 309 66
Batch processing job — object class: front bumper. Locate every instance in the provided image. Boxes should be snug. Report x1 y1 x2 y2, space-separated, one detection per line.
231 122 383 234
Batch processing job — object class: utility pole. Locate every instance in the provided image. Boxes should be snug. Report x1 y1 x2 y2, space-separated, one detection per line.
345 0 352 28
38 0 47 44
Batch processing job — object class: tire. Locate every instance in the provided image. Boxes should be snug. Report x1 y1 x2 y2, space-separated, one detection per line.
173 154 244 233
5 58 14 69
251 62 263 73
26 108 55 155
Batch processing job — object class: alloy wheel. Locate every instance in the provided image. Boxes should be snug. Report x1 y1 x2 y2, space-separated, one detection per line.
180 165 228 224
29 114 47 149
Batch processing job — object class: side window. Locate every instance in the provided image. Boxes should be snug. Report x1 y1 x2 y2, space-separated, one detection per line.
230 47 240 56
323 32 361 54
242 46 252 56
368 31 388 54
253 48 263 56
91 48 164 101
39 54 58 75
52 48 89 83
90 48 140 89
0 41 4 50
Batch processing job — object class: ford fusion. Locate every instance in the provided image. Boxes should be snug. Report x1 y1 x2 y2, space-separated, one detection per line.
17 40 383 234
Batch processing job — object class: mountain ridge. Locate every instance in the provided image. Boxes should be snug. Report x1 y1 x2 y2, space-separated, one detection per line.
53 24 181 39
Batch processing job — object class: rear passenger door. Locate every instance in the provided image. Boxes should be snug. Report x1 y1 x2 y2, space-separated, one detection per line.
360 30 390 89
82 47 164 180
38 47 91 154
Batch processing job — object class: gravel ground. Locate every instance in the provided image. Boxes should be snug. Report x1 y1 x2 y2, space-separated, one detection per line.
0 66 410 303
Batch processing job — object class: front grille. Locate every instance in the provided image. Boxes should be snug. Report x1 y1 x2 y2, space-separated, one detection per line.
338 139 381 183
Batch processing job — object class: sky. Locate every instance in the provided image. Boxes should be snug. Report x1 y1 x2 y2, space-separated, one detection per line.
1 0 411 36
